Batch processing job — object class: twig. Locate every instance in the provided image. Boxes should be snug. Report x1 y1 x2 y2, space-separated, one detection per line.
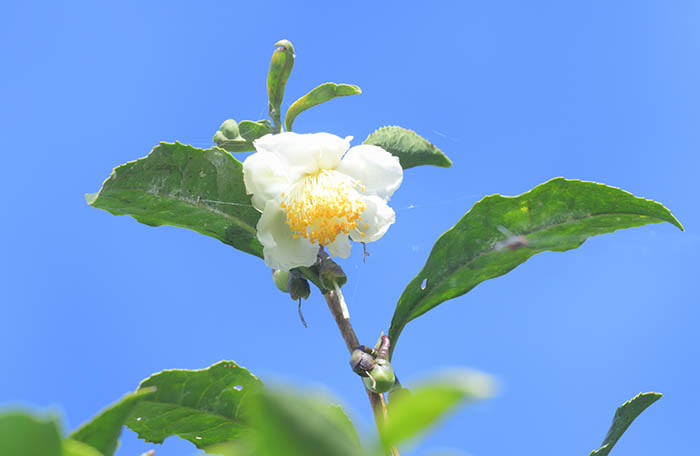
323 288 399 456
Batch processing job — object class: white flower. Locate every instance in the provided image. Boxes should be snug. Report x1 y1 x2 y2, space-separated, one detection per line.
242 132 403 271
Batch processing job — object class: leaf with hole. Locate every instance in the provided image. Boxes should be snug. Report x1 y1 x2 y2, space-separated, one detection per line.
125 361 263 449
363 126 451 169
388 178 683 357
590 392 662 456
285 82 361 131
86 142 263 258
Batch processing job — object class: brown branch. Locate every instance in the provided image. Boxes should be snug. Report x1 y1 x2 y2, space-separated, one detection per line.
323 289 399 456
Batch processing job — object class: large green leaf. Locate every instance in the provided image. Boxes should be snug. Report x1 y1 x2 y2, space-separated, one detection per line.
363 126 451 169
380 371 493 451
87 142 263 258
285 82 361 132
389 178 683 356
125 361 263 449
244 390 364 456
0 411 62 456
70 389 154 456
590 392 662 456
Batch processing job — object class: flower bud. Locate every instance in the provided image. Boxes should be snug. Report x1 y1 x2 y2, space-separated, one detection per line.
319 256 347 290
349 348 375 377
219 119 240 139
267 39 295 132
271 269 289 292
287 272 310 301
362 358 396 393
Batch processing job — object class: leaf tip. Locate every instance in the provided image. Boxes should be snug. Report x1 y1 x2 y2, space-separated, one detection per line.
439 154 453 168
85 192 98 206
669 215 684 232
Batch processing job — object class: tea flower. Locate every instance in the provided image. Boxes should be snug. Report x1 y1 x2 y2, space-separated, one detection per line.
242 132 403 271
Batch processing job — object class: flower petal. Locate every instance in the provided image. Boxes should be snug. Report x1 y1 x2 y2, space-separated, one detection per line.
242 151 291 211
350 195 396 243
253 132 349 180
311 132 350 169
326 235 351 258
253 133 318 180
336 144 403 200
256 198 319 271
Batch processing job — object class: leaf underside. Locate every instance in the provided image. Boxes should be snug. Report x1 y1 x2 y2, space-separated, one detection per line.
590 392 662 456
87 142 263 258
125 361 263 449
363 125 451 169
389 177 683 357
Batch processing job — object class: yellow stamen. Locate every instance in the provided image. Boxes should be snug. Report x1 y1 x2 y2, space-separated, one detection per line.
282 170 366 245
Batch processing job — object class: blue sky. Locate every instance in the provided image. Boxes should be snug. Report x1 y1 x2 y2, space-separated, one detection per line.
1 1 698 455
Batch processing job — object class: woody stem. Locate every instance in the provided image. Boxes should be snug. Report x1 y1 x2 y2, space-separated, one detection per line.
323 287 399 456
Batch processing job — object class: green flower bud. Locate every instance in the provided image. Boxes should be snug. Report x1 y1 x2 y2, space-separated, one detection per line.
272 269 289 292
362 358 396 394
287 272 310 301
350 348 375 377
319 256 347 290
267 39 295 132
219 119 240 139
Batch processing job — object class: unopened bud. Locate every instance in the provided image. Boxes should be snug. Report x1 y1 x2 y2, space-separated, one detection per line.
267 39 295 132
363 358 396 393
287 271 310 301
350 348 375 377
319 256 347 289
272 269 289 292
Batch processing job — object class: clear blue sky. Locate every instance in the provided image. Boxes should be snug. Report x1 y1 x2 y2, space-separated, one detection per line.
1 1 697 455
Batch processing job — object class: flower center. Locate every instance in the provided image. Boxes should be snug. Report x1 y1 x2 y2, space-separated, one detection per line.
280 170 366 245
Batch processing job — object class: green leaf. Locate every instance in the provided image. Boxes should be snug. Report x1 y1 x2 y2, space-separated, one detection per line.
62 439 103 456
245 390 364 456
70 388 154 456
284 82 361 132
125 361 263 449
590 392 662 456
380 370 494 451
328 404 363 451
238 120 273 142
0 411 62 456
389 178 683 357
87 142 263 258
363 126 451 169
213 119 272 152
